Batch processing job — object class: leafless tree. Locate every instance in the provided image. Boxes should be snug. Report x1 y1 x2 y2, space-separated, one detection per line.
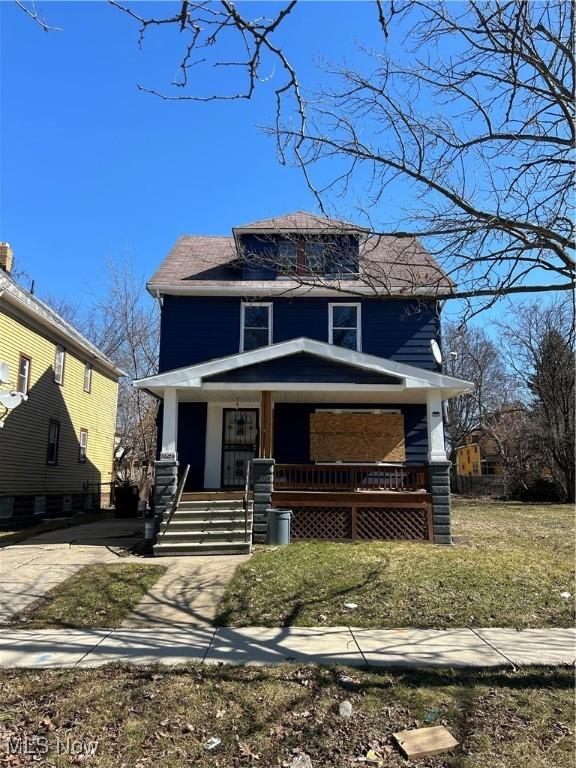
499 298 575 501
443 322 513 465
43 257 160 494
112 0 574 315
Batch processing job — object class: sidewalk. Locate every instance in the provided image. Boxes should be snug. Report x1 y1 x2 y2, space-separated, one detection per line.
1 626 574 669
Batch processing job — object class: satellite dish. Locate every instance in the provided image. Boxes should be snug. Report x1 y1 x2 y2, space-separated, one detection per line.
430 339 443 365
0 362 9 384
0 391 27 410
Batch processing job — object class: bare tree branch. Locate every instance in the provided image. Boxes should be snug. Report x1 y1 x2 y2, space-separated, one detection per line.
15 0 61 31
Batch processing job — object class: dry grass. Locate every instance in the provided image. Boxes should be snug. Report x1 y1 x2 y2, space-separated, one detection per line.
8 563 166 629
0 664 572 767
216 501 575 628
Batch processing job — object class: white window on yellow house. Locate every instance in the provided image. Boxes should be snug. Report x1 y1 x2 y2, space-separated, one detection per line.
54 345 65 385
47 420 60 465
79 428 88 463
83 362 93 393
17 354 31 394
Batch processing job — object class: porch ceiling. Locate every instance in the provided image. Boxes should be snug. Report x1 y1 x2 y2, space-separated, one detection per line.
174 388 432 404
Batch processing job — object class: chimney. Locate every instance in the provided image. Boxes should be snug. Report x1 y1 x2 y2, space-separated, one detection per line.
0 243 13 275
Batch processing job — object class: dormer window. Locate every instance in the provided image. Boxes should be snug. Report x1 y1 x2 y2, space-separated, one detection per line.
277 241 298 273
304 241 327 273
241 302 272 352
274 236 358 277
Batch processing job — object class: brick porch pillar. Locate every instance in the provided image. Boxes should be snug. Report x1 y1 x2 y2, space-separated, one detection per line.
153 458 178 530
428 461 452 544
252 458 274 543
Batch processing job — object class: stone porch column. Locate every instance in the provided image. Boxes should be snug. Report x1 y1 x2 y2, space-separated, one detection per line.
252 458 274 543
426 390 452 545
153 387 179 529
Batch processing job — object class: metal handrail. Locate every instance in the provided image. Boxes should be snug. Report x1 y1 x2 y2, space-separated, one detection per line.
161 464 190 536
242 460 253 544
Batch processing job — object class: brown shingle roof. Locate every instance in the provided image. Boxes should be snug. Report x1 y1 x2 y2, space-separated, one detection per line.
149 214 452 294
233 211 368 233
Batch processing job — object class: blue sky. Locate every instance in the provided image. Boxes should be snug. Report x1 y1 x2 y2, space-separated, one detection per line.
1 1 522 327
1 3 384 295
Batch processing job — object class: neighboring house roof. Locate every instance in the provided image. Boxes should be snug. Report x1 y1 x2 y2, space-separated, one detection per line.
0 270 125 379
134 337 473 399
148 211 452 297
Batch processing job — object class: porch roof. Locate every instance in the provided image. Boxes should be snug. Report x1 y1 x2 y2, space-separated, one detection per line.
134 338 473 400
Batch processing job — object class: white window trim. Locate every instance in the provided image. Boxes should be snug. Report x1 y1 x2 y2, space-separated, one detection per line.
79 428 88 463
17 355 31 394
83 362 93 393
240 302 273 352
328 302 361 351
54 345 65 385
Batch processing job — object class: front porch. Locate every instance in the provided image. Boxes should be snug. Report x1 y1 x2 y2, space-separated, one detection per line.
134 338 471 548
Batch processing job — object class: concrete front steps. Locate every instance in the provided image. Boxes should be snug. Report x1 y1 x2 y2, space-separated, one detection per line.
154 496 252 557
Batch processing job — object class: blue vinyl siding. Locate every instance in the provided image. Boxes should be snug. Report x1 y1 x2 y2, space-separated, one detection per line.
159 296 241 371
159 295 440 373
273 403 428 466
205 353 401 384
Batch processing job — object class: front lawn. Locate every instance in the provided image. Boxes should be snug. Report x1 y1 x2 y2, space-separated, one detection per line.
216 501 575 628
0 665 572 767
9 563 166 629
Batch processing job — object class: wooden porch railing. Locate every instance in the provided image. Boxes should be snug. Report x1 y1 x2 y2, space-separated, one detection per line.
274 464 428 492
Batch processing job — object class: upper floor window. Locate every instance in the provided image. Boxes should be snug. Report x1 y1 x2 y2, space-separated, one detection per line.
329 303 361 351
305 241 334 273
17 355 31 394
79 428 88 463
241 303 272 352
54 345 65 385
47 420 60 465
275 237 357 276
83 363 93 393
277 241 298 273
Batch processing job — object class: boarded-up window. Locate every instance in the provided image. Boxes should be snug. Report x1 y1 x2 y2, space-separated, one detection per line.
310 412 406 462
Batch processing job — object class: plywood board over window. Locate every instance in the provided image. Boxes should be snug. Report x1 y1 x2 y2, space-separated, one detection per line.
310 412 406 462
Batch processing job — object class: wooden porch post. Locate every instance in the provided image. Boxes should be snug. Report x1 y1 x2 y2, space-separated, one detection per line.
259 391 273 458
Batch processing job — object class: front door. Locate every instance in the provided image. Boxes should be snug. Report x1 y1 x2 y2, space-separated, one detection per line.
221 409 259 488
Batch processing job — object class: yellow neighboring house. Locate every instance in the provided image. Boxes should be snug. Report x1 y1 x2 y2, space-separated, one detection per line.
0 243 124 524
455 442 482 476
455 435 503 477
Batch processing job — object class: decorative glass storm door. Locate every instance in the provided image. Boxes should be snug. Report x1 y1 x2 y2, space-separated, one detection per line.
221 409 259 488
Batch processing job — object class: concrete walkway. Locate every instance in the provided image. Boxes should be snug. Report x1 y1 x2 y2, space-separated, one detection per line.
0 627 574 669
121 554 250 628
0 520 248 627
0 519 146 623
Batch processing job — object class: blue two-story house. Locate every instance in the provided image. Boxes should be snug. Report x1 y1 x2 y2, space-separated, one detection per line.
135 212 472 555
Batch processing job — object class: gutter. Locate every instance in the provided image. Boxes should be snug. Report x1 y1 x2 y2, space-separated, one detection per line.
0 287 126 380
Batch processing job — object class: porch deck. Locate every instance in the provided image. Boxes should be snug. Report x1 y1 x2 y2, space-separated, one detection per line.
270 463 433 542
